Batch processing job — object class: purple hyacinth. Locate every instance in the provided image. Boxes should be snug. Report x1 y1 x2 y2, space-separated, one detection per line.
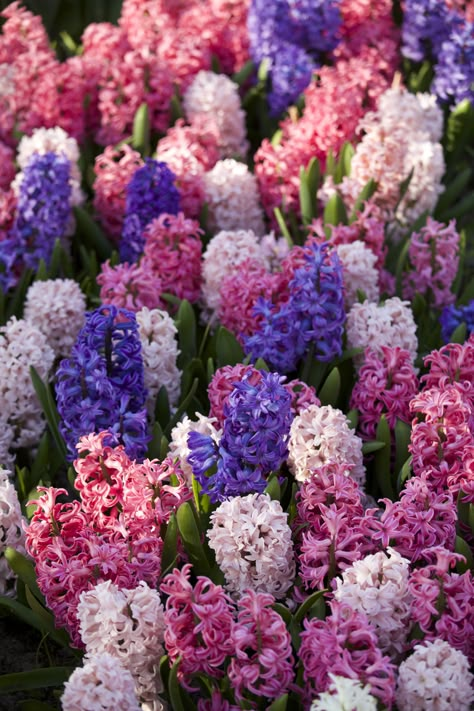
401 0 456 62
244 241 346 372
440 300 474 343
247 0 341 115
120 159 180 263
56 305 149 461
188 370 293 502
432 23 474 105
0 152 71 290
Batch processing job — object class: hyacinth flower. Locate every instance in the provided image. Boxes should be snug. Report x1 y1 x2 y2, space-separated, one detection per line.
188 370 293 502
244 241 345 373
247 0 341 115
119 158 180 263
433 21 474 104
440 299 474 342
55 305 149 460
0 152 71 291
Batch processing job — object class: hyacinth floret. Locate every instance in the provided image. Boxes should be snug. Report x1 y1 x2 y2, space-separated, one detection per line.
433 22 474 105
440 299 474 343
188 370 293 501
56 305 149 460
120 158 180 263
401 0 457 62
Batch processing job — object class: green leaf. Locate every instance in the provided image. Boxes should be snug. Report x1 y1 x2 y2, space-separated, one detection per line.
216 326 244 368
6 268 33 321
294 589 327 624
362 441 386 454
306 157 320 218
264 474 281 501
20 701 57 711
254 357 269 371
346 409 358 429
394 419 412 480
397 455 412 492
147 422 164 460
438 192 474 222
161 514 178 576
5 549 44 605
374 415 394 499
132 102 150 156
450 322 467 345
164 378 199 436
455 536 473 573
398 167 415 204
176 299 197 367
451 229 466 298
323 193 348 226
30 432 52 486
155 386 171 430
273 207 293 248
435 168 471 216
0 597 69 648
176 503 215 578
444 99 474 160
30 367 68 463
0 667 74 694
73 207 113 261
395 238 411 296
34 259 48 282
267 694 289 711
168 658 198 711
350 178 377 221
334 142 354 183
299 166 313 225
318 367 340 407
232 59 255 86
272 603 292 625
160 435 169 460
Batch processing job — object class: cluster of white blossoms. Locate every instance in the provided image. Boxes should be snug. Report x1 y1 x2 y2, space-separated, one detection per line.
77 580 165 706
259 231 291 271
61 652 141 711
311 674 378 711
204 159 265 236
0 317 55 466
183 70 248 158
201 229 266 314
207 493 295 599
346 297 418 367
23 279 86 358
136 307 181 412
168 413 222 485
396 639 474 711
13 126 85 208
335 240 379 308
333 548 412 657
288 404 365 487
0 468 26 597
324 88 445 229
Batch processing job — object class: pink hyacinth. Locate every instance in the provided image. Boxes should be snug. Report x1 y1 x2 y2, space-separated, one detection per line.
350 346 419 440
403 218 460 308
408 547 474 664
97 259 164 312
0 142 15 190
299 600 396 709
0 189 16 239
93 145 143 239
142 212 203 303
422 336 474 411
208 364 262 426
373 475 457 563
285 379 320 415
160 564 235 688
228 589 294 703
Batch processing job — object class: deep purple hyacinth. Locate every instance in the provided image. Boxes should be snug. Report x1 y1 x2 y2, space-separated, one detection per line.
433 23 474 105
56 305 149 461
0 152 71 290
247 0 341 115
401 0 456 62
120 158 180 263
188 370 293 502
440 300 474 343
244 241 346 372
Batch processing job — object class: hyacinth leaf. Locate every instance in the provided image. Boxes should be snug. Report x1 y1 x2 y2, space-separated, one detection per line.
350 178 377 222
159 655 171 695
264 473 281 502
35 259 48 282
435 168 471 217
374 415 394 500
0 667 74 695
451 229 466 297
48 239 63 279
73 207 113 261
267 694 289 711
165 377 199 436
168 658 198 711
407 60 433 93
161 514 178 578
5 549 44 605
216 326 244 368
455 536 473 573
444 99 474 163
272 603 292 625
318 367 341 407
59 31 78 54
29 367 68 463
23 586 73 651
132 102 150 157
334 142 354 184
232 59 254 86
325 149 336 179
0 597 70 649
323 193 348 226
206 357 215 383
6 267 33 321
176 299 197 366
299 166 313 225
346 408 358 430
273 207 293 247
147 422 164 460
439 192 474 222
394 419 412 479
294 590 327 625
450 322 467 345
254 357 269 371
271 128 283 146
397 167 415 207
170 93 184 123
19 701 57 711
306 157 320 218
362 441 385 454
176 502 215 579
394 238 411 296
155 386 171 430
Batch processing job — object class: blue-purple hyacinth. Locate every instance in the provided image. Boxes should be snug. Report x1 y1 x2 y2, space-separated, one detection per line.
56 305 149 461
433 23 474 105
120 158 180 263
244 241 346 372
440 300 474 343
188 370 293 502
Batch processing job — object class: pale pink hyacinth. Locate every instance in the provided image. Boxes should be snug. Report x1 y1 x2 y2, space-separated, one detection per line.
78 580 165 705
403 218 460 308
0 468 26 597
168 413 222 485
300 601 396 709
336 240 379 308
396 639 474 711
136 307 181 412
333 547 412 657
207 493 295 599
228 589 294 703
160 564 235 688
288 404 365 487
422 337 474 411
61 652 141 711
204 160 265 236
0 141 14 190
201 229 265 315
311 674 378 711
98 259 164 312
346 297 418 367
23 279 86 358
183 70 248 158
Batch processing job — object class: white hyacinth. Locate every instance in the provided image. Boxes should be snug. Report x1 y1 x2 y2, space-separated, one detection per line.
0 468 26 597
336 240 379 308
168 413 222 485
311 674 378 711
